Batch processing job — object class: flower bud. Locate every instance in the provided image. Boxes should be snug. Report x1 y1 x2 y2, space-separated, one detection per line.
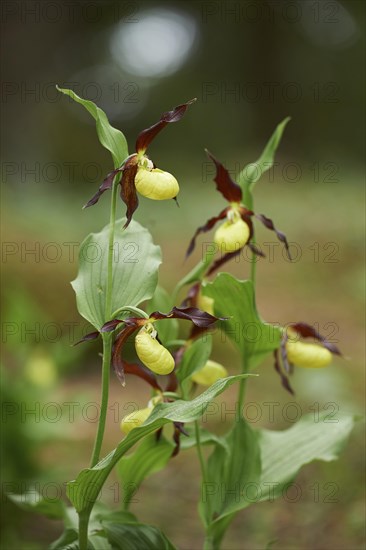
197 293 215 316
135 329 175 375
285 340 332 369
135 167 179 200
214 218 250 252
191 359 228 386
120 407 152 435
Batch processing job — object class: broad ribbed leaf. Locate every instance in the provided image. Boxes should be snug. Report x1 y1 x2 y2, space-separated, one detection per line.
202 419 261 545
258 412 355 501
204 273 281 368
67 375 253 515
71 219 161 330
57 86 128 168
117 435 174 508
208 412 355 548
7 490 64 519
238 117 290 203
102 521 176 550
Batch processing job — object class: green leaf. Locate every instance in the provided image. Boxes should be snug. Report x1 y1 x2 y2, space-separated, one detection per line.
238 117 290 204
57 86 128 168
147 286 178 344
204 273 281 368
67 374 253 516
117 435 174 509
102 521 176 550
175 247 216 290
202 419 261 546
177 334 213 387
71 219 161 330
258 412 356 502
180 425 229 452
7 490 64 519
49 528 79 549
207 413 356 548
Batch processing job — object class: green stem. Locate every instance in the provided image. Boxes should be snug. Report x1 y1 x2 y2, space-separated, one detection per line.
195 421 212 529
203 534 214 550
105 179 119 318
80 177 120 547
90 333 112 468
89 179 119 469
78 513 89 550
246 191 257 288
238 371 247 415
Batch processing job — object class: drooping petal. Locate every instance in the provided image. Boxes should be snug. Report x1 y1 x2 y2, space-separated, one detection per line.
101 319 125 332
83 167 123 209
73 331 100 345
180 282 201 308
247 242 266 258
205 150 243 202
135 98 196 153
111 325 138 386
124 361 162 391
255 213 292 260
273 349 294 395
171 422 189 457
150 306 226 327
186 208 228 257
280 334 293 374
120 161 139 229
207 249 242 276
289 322 342 356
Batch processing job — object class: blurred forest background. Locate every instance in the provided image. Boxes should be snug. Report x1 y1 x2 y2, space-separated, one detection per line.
1 0 365 548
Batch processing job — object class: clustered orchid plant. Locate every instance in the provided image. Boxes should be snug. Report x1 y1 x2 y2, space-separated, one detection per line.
8 88 355 550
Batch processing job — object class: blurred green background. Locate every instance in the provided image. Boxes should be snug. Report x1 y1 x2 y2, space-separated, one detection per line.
1 0 365 548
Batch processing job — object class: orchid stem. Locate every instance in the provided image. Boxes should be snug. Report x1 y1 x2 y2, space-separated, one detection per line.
80 177 120 549
194 420 212 532
236 188 256 415
89 178 119 469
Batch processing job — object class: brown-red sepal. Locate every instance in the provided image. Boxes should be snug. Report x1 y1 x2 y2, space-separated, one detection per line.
73 331 100 346
83 167 123 209
124 361 162 391
255 213 291 260
289 322 341 356
274 349 294 395
171 421 189 457
150 306 225 327
111 325 138 386
135 98 196 153
186 208 228 257
120 159 139 229
205 150 243 203
101 319 124 332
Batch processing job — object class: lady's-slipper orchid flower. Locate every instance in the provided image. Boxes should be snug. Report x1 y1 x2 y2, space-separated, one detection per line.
120 393 164 435
186 150 291 266
120 406 152 435
274 322 342 394
84 99 196 228
135 326 175 375
191 359 228 386
93 306 225 386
